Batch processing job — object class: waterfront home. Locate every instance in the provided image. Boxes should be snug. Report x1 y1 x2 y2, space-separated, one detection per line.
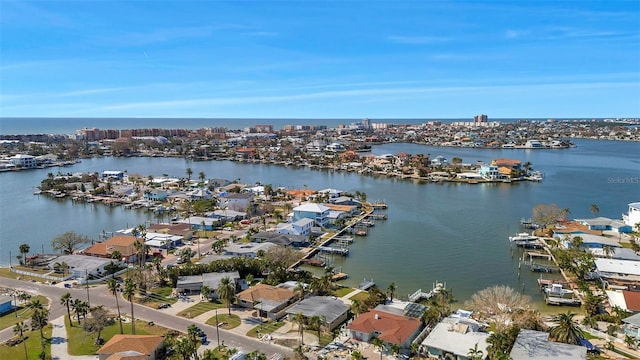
101 170 124 180
594 258 640 285
509 329 587 360
556 233 622 250
47 255 115 279
293 203 330 227
10 154 36 168
324 203 359 217
144 232 183 251
623 202 640 228
478 164 501 180
421 314 489 360
318 188 344 199
224 242 276 258
329 196 362 208
211 209 247 222
347 310 422 349
175 271 240 298
220 192 254 212
623 312 640 341
605 289 640 312
82 234 138 263
187 187 214 200
148 223 193 239
576 217 633 233
143 189 168 201
524 139 544 148
431 156 448 166
275 217 314 237
285 296 349 331
97 334 164 360
236 283 298 320
252 232 309 247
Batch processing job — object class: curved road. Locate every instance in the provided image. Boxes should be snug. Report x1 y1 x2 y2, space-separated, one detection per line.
0 278 292 357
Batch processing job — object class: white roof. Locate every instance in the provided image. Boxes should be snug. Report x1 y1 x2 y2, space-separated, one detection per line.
421 317 489 358
572 233 622 247
292 218 315 226
52 255 114 273
225 242 275 255
629 202 640 210
595 258 640 276
294 203 329 213
510 329 586 360
605 290 628 311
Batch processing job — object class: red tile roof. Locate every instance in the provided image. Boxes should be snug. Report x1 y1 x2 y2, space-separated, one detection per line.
623 290 640 312
347 310 422 345
98 335 163 356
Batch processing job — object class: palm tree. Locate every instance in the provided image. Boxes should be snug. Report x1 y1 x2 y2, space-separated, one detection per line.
467 343 484 360
307 315 325 345
123 278 137 334
18 243 30 266
13 321 29 360
198 171 206 183
31 308 49 354
372 337 384 360
107 278 124 334
293 312 305 345
387 282 397 302
603 245 616 258
60 292 73 326
590 204 599 217
549 311 582 345
186 167 193 181
201 285 212 301
217 277 235 315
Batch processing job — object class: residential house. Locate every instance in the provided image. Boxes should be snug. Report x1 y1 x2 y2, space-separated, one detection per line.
293 203 330 227
421 315 489 360
252 232 309 247
211 209 247 222
605 290 640 313
324 203 359 217
188 188 214 200
83 235 138 263
97 335 164 360
509 329 587 360
318 188 344 199
576 217 633 233
285 296 350 331
623 202 640 228
178 216 219 230
147 223 192 239
175 271 240 297
220 192 254 212
0 295 13 315
623 312 640 340
143 189 168 201
594 258 640 284
236 283 298 320
431 156 448 166
347 310 423 349
329 196 362 208
102 170 125 180
47 255 115 279
478 164 502 180
557 233 622 250
276 218 315 237
224 242 276 258
144 232 183 252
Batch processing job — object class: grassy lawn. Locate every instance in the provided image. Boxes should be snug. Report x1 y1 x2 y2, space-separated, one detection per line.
11 266 51 274
195 230 220 238
177 301 226 319
333 287 355 297
65 316 175 355
348 291 369 302
135 287 178 309
0 325 52 360
0 296 50 331
245 320 285 338
205 313 241 330
0 268 46 283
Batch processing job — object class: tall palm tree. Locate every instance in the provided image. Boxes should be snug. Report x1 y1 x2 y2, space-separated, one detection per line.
31 308 49 354
60 292 73 326
107 278 124 334
18 243 30 266
13 321 29 360
603 245 616 258
123 278 137 334
186 167 193 181
201 285 212 301
590 204 599 217
387 282 397 302
293 312 305 345
217 277 235 315
467 343 484 360
307 315 325 345
549 311 582 345
372 337 384 360
198 171 206 183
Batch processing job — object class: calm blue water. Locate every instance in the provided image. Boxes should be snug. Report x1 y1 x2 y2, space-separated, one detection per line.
0 138 638 305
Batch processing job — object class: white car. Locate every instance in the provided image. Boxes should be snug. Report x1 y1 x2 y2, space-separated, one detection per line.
223 227 233 231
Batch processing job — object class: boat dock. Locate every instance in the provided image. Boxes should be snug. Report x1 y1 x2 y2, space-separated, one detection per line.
408 282 445 302
300 258 326 267
359 279 376 290
545 296 581 306
530 264 560 273
371 202 388 210
367 213 388 220
317 246 349 256
524 251 552 261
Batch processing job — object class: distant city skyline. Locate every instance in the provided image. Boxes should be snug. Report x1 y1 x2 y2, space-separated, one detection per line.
1 1 639 119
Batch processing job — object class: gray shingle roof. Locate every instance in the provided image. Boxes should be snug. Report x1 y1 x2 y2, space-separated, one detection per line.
285 296 349 324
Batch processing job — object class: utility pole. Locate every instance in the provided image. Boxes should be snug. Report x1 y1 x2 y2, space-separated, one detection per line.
85 269 91 307
215 309 220 348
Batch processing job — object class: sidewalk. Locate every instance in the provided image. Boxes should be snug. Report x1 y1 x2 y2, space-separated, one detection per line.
50 316 98 360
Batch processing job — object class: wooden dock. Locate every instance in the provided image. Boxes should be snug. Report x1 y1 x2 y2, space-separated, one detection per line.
317 246 349 256
524 251 552 260
408 282 445 302
545 296 581 306
359 279 376 290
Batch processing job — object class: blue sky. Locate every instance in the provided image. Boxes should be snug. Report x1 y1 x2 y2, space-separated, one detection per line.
1 1 639 119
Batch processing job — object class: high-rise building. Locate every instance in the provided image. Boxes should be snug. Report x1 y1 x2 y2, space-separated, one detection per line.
474 114 488 123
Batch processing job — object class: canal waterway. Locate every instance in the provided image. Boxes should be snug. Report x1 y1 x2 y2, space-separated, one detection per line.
1 138 638 305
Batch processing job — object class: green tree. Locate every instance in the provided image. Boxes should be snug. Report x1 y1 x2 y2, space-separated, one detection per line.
51 231 90 254
83 306 110 343
549 311 582 345
387 282 397 302
467 343 484 360
186 167 193 181
217 276 235 315
198 171 206 183
590 204 599 217
372 337 384 360
201 285 212 301
13 321 29 360
18 243 30 266
60 292 73 326
31 308 49 354
307 315 325 345
293 312 306 345
123 278 137 334
107 278 124 334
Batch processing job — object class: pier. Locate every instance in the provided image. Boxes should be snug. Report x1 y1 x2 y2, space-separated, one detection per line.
359 278 376 290
524 251 552 261
409 282 445 302
545 296 581 306
317 246 349 256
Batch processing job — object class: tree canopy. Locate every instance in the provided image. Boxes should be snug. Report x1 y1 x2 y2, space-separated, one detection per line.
51 231 91 254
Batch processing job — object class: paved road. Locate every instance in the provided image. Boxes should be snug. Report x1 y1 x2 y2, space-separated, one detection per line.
0 278 292 357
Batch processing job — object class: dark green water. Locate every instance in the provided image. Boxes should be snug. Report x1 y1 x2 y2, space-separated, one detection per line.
1 138 638 304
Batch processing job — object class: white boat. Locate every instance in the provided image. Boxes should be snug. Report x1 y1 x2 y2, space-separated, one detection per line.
544 284 573 296
509 232 538 242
